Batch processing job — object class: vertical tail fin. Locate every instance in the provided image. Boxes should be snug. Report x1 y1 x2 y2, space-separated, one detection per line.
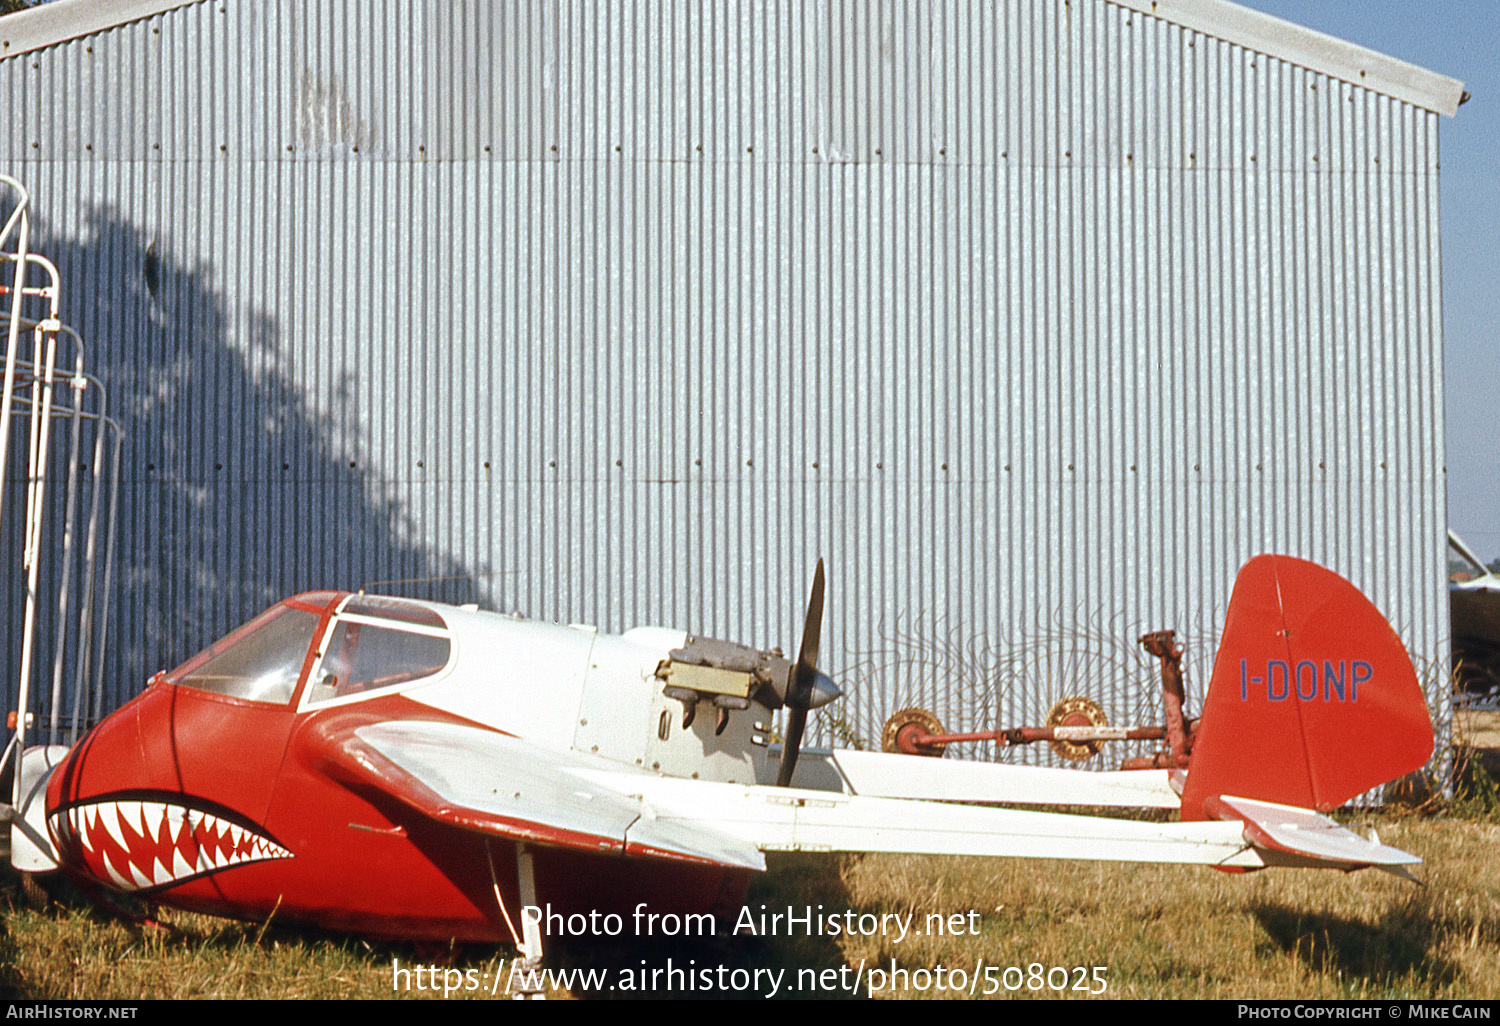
1179 555 1433 821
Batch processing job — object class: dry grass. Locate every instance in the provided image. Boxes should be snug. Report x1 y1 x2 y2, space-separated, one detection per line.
3 805 1498 1000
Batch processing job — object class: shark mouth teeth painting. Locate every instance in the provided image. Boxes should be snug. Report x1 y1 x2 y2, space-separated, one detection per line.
48 795 293 892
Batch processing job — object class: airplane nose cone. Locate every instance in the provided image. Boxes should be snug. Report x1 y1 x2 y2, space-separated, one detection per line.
806 670 841 709
45 697 149 884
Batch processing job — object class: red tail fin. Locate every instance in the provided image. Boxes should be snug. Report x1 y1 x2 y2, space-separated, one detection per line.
1179 555 1433 821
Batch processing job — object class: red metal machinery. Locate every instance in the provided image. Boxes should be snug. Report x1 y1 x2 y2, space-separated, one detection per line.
882 630 1198 769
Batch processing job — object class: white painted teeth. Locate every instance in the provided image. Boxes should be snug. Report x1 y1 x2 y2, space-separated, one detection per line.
54 798 292 892
99 803 129 852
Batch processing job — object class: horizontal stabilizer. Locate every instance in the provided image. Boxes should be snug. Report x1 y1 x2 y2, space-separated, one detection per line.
1205 794 1421 872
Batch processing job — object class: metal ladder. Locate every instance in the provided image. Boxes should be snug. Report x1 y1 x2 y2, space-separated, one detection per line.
1 174 125 835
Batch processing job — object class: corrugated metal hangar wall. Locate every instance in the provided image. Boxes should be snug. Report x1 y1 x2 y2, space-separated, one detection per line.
0 0 1460 766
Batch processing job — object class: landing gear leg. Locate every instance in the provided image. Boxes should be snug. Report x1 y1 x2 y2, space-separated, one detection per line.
512 844 545 1000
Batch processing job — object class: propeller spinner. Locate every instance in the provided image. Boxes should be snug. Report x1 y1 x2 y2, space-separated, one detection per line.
777 559 840 786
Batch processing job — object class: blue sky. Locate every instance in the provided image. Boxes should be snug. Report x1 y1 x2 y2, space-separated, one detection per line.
1235 2 1499 561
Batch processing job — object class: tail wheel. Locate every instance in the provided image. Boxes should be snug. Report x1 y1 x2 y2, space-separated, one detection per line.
882 708 947 758
1047 696 1108 761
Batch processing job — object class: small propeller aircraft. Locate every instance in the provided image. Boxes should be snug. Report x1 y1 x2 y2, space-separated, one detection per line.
9 554 1435 968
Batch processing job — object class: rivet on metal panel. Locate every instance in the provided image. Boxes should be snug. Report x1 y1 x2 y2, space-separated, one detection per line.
549 460 556 468
876 463 883 470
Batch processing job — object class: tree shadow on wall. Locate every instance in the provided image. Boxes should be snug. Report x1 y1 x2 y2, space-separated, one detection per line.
8 206 486 720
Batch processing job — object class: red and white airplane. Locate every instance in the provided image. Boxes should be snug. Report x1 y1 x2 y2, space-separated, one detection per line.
9 554 1435 961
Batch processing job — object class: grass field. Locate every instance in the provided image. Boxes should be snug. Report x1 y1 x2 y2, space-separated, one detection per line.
3 761 1498 1000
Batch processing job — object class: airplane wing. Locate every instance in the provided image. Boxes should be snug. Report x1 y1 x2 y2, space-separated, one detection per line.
315 719 1417 875
315 719 767 870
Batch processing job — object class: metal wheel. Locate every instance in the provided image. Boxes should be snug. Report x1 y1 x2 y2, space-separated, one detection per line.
1047 696 1108 761
881 707 947 758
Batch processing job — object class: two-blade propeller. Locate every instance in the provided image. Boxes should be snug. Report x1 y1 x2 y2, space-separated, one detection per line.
776 559 840 786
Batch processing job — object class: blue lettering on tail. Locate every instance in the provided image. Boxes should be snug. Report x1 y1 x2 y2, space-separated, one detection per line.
1295 661 1318 700
1323 660 1345 701
1267 660 1289 701
1351 661 1372 702
1238 659 1366 702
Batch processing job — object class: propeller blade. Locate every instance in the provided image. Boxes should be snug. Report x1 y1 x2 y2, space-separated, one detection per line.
796 559 825 675
778 559 826 787
777 706 808 786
